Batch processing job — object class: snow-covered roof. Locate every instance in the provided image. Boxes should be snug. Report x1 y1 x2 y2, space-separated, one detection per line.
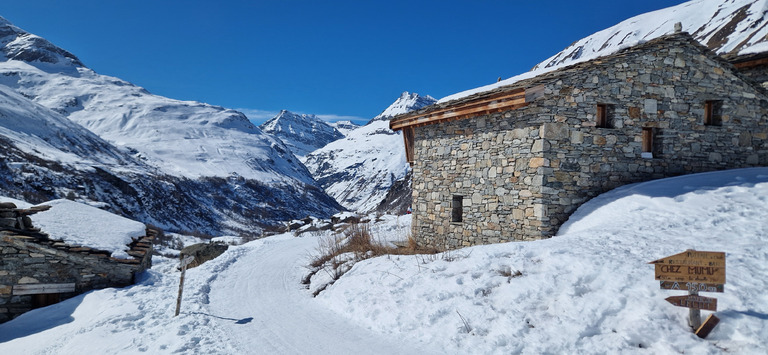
27 199 146 259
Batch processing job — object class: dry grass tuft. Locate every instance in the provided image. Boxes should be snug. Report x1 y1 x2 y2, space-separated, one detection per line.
306 223 443 296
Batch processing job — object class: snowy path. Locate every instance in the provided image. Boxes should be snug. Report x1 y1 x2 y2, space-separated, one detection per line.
205 234 438 354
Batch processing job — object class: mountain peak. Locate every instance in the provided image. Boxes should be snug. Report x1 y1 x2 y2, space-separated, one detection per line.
0 15 84 68
370 91 436 123
259 110 344 157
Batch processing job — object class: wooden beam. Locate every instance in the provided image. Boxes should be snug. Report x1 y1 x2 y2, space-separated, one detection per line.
732 57 768 69
13 283 75 295
391 88 528 130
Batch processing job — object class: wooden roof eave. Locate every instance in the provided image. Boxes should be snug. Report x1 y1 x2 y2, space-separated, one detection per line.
390 87 530 131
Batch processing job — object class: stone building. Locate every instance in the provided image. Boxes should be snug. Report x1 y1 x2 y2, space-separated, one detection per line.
0 210 154 323
390 32 768 250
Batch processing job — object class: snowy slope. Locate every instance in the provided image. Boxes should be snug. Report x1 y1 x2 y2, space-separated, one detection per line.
1 168 765 354
303 92 436 212
534 0 768 70
0 15 319 184
0 83 135 169
259 110 344 157
441 0 768 103
0 16 342 231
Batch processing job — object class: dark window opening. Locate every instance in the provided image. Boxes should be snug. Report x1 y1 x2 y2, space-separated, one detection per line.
704 100 723 126
596 104 612 128
31 293 61 309
451 195 463 223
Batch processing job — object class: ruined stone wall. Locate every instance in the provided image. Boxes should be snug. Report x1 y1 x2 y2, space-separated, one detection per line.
0 233 152 323
411 33 768 250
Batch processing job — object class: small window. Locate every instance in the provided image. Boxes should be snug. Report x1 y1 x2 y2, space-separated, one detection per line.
596 104 612 128
704 100 722 126
451 195 463 223
641 127 654 158
32 293 61 309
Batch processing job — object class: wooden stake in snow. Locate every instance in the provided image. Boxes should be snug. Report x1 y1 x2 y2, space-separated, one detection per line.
649 250 725 337
174 255 195 317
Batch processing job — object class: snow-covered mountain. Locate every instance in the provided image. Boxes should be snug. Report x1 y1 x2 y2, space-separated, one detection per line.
369 92 438 123
303 92 436 212
0 16 342 234
259 110 344 157
330 120 360 136
534 0 768 71
441 0 768 103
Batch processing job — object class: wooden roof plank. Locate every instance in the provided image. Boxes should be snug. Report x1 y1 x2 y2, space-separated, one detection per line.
390 88 528 130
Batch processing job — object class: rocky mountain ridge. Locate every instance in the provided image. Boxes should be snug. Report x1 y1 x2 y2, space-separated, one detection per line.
259 110 344 158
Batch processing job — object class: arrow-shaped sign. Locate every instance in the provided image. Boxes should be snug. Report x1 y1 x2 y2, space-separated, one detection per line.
180 255 195 268
665 294 718 311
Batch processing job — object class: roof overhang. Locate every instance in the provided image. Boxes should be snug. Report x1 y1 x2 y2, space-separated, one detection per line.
727 51 768 69
390 86 540 131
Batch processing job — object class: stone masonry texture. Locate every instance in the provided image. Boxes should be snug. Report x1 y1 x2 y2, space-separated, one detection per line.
409 33 768 250
0 231 153 323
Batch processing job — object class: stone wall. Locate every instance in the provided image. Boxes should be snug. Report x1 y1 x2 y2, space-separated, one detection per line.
0 231 153 323
411 33 768 250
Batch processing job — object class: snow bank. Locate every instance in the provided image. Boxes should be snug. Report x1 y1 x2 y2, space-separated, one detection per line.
31 199 146 259
1 169 766 354
318 168 768 354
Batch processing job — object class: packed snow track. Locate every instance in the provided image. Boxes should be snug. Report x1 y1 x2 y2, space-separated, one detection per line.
207 234 437 354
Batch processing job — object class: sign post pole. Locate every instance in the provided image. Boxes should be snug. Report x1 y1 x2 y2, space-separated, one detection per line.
174 255 195 317
688 289 701 330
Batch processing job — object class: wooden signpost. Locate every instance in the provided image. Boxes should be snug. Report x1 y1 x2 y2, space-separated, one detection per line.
174 255 195 317
650 250 725 338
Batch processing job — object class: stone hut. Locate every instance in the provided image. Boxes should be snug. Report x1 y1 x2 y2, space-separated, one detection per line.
390 32 768 250
0 204 154 323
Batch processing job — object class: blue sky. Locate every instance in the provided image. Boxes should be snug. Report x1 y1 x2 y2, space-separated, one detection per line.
0 1 687 124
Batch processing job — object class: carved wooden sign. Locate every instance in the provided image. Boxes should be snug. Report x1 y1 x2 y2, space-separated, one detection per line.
659 281 723 293
650 250 725 284
665 294 718 311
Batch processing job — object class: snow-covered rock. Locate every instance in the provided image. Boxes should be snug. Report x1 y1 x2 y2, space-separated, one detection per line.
303 92 436 212
259 110 344 157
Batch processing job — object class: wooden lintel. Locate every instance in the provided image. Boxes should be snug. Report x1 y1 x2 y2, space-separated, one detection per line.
13 283 75 295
